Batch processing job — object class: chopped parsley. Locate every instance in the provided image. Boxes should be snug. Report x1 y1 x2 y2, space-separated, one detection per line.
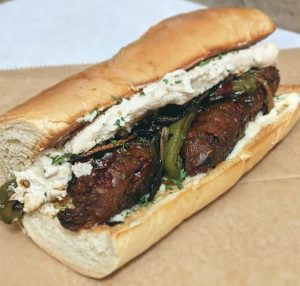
110 138 117 145
80 108 103 124
114 117 125 127
114 119 121 127
163 79 169 84
171 169 187 190
51 154 72 165
140 193 149 204
95 109 104 116
165 184 174 191
198 52 225 67
111 95 123 104
198 58 213 67
138 137 148 143
175 80 182 84
139 193 151 207
139 91 146 96
161 170 187 191
123 209 133 217
217 53 224 60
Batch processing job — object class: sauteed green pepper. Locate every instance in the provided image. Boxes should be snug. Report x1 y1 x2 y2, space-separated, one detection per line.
233 70 274 112
0 179 23 224
162 107 197 179
232 72 258 95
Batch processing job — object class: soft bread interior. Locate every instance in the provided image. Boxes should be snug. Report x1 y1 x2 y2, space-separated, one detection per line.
22 89 300 278
0 122 39 183
0 7 275 183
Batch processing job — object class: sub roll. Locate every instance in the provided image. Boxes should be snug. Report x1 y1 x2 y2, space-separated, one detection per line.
0 7 300 278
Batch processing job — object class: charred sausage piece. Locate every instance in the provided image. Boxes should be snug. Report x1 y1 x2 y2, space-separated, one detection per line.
259 66 280 96
182 101 248 175
182 67 280 176
58 141 161 231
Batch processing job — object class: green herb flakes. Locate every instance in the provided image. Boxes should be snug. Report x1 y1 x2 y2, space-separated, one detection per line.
114 117 125 127
171 169 187 190
165 184 173 191
198 58 212 67
139 193 151 207
114 119 121 127
138 137 148 143
51 154 72 165
217 53 224 60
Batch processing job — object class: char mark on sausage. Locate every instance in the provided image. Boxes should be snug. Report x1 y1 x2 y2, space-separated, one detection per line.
182 66 280 175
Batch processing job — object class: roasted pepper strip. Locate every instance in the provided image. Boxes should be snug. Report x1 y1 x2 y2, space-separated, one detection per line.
163 108 198 178
0 179 23 224
232 72 258 95
233 70 274 112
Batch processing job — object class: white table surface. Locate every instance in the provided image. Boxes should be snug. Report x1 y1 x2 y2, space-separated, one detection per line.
1 0 300 70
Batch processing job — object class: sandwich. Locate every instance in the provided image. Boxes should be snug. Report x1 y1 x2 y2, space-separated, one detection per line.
0 7 300 278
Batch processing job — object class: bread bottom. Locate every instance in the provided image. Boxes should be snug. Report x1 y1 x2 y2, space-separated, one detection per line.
22 90 300 278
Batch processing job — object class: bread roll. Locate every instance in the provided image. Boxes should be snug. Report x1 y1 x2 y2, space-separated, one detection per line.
1 6 299 279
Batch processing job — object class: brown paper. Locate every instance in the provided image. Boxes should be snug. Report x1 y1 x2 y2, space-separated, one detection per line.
1 49 299 286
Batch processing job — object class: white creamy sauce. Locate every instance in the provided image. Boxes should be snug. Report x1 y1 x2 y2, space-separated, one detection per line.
109 209 134 224
71 162 93 178
227 93 300 159
11 150 72 213
65 43 279 154
40 203 58 216
78 109 99 123
12 42 298 215
108 201 146 224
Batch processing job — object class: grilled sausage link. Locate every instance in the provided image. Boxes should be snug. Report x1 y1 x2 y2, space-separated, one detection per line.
182 67 280 175
58 141 161 231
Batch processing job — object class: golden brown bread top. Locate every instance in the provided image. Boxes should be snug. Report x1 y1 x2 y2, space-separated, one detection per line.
0 7 275 151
